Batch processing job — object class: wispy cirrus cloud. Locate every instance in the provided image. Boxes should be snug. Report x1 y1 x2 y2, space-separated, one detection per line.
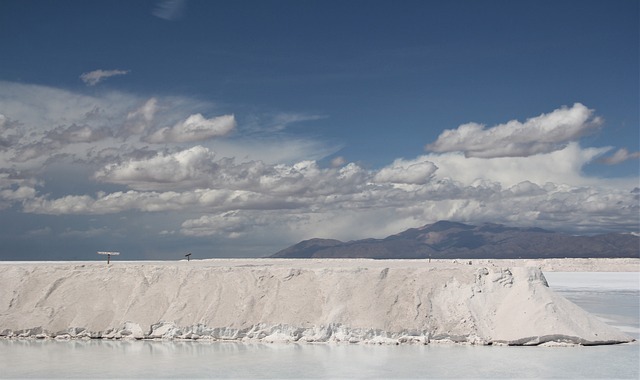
241 112 328 134
46 124 112 144
599 148 640 165
80 69 130 86
122 98 158 136
269 112 328 132
153 0 186 21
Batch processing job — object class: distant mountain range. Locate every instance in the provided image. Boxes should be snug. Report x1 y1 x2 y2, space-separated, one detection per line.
270 221 640 259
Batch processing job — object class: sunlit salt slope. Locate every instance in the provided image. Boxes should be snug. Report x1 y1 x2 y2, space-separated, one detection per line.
0 259 633 345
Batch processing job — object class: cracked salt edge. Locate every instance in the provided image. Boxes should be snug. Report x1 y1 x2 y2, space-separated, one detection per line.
0 322 633 346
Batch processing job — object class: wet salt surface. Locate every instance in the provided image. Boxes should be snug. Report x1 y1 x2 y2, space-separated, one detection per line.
1 338 638 379
1 272 638 379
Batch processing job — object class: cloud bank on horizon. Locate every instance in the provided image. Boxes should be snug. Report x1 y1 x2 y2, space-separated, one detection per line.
0 80 637 260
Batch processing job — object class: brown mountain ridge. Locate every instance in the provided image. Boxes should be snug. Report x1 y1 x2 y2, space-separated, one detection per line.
270 221 640 259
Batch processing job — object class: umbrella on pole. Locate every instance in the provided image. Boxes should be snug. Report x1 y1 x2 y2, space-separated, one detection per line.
97 251 120 264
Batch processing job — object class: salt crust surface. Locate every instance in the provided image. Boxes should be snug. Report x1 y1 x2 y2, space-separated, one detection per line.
0 258 636 345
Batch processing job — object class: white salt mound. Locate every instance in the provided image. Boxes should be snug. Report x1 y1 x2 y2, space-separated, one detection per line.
0 259 634 345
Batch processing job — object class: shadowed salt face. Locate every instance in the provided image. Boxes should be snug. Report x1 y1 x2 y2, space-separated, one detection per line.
0 259 635 346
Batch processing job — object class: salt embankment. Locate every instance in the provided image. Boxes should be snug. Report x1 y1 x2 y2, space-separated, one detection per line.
0 259 635 345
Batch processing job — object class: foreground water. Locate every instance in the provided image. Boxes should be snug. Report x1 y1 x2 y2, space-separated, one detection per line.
1 272 638 379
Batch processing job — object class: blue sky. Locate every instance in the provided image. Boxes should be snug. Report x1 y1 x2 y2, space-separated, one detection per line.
0 0 638 260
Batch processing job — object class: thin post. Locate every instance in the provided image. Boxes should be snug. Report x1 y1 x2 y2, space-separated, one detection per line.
185 253 192 261
98 251 120 264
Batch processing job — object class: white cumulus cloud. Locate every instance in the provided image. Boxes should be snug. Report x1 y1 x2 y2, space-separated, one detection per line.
330 156 346 168
425 103 602 158
374 160 437 184
145 114 236 143
95 146 219 191
423 142 614 188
